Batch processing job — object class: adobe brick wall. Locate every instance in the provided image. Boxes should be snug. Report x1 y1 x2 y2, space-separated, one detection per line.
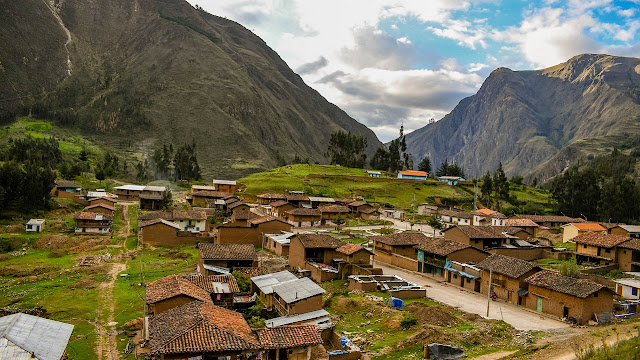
289 237 306 268
526 285 614 324
347 250 372 265
256 221 293 235
290 295 323 315
216 227 260 246
348 278 378 292
480 269 541 305
56 190 77 199
390 254 418 271
617 248 636 272
489 247 547 261
389 289 426 299
449 247 489 264
149 295 194 315
142 224 212 245
444 227 472 246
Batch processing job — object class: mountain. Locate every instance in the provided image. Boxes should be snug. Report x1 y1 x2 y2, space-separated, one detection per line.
404 54 640 182
0 0 382 179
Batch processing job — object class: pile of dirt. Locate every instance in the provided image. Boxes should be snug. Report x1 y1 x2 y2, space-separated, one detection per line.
0 225 24 233
405 302 459 327
398 327 447 347
34 235 82 250
123 318 144 331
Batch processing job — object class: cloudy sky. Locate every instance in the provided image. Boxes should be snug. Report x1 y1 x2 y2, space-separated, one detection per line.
188 0 640 141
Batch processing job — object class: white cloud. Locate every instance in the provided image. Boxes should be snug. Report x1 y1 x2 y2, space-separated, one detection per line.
427 18 489 49
618 8 636 17
468 62 489 72
396 36 412 44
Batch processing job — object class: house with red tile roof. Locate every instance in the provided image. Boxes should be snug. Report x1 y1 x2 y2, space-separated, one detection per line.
73 212 114 234
562 222 607 242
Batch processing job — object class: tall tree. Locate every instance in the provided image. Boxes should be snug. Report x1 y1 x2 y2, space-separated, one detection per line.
417 156 432 173
492 163 509 210
370 147 390 170
174 142 201 181
325 130 368 168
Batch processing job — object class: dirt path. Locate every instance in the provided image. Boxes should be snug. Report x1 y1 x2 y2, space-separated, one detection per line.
96 204 132 360
473 350 518 359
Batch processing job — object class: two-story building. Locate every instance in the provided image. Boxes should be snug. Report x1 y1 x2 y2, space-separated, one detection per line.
443 225 510 250
562 222 606 242
197 243 258 275
415 237 489 277
573 232 630 266
439 209 472 228
73 212 113 234
473 209 506 226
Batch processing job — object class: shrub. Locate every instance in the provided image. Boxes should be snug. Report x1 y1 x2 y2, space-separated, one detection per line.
400 314 418 329
232 270 252 292
559 262 581 278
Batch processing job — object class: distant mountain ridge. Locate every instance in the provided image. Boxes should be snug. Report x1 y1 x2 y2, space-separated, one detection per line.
0 0 382 179
404 54 640 181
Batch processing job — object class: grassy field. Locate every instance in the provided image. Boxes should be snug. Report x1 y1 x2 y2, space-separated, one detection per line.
239 164 555 211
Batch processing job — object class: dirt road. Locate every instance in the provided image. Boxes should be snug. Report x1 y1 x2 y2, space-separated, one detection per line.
376 262 571 332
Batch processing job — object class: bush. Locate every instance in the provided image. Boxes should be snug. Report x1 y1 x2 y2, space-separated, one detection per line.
558 262 581 278
400 314 418 329
247 316 265 328
232 270 252 292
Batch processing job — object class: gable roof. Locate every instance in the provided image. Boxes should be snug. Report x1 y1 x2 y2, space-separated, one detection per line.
336 243 371 255
213 179 237 186
511 214 584 223
145 275 213 305
251 271 299 294
73 211 114 221
446 225 509 239
414 237 475 256
287 208 321 216
255 325 323 349
505 218 540 228
285 194 310 202
249 216 290 226
572 232 630 248
54 179 80 188
567 222 607 231
272 277 325 303
257 193 287 200
295 234 345 249
399 170 428 177
476 254 539 279
614 224 640 234
192 190 231 198
88 196 117 203
85 203 115 212
149 302 259 355
475 208 497 215
182 275 240 293
199 244 257 260
172 209 207 220
270 200 295 208
138 211 173 221
439 209 473 219
233 210 260 221
372 232 428 246
526 270 607 298
139 218 182 230
319 205 350 213
0 313 74 360
619 238 640 251
228 202 249 210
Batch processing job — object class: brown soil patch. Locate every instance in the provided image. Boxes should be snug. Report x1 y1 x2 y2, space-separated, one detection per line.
34 234 81 250
383 314 403 329
405 302 459 326
0 225 23 233
69 238 112 253
0 254 11 261
68 276 98 289
398 326 445 347
0 264 57 277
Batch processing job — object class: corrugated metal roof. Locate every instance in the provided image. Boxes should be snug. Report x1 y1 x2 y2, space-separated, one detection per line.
250 271 298 295
619 225 640 233
115 185 146 191
265 309 330 327
26 219 45 225
308 197 335 202
213 179 237 185
272 277 325 303
265 232 295 245
615 278 640 288
0 313 73 360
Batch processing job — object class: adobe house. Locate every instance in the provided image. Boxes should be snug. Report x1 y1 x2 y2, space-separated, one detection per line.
197 243 258 275
228 201 251 214
617 238 640 272
215 216 292 247
114 184 144 200
525 270 614 324
475 254 541 306
172 209 208 232
415 237 489 277
140 192 163 210
610 224 640 238
443 225 510 249
360 208 381 220
88 196 118 207
562 222 606 242
308 196 336 208
573 232 630 266
256 193 287 205
271 277 325 316
73 211 113 234
346 201 375 217
289 234 372 282
285 193 311 207
319 205 350 225
505 218 540 238
145 275 214 315
149 301 322 360
269 201 298 218
370 232 427 269
52 179 81 198
212 179 240 194
182 274 240 309
231 210 260 226
263 231 296 257
444 261 484 293
251 271 299 309
190 190 231 207
84 203 115 214
286 208 321 227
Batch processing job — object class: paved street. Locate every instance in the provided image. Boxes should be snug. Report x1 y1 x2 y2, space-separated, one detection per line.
375 262 571 332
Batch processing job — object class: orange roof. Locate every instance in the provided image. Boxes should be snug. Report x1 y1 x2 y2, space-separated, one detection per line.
476 208 497 215
399 170 428 177
569 222 606 231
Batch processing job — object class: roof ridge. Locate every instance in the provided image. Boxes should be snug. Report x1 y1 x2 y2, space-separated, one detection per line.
157 304 206 353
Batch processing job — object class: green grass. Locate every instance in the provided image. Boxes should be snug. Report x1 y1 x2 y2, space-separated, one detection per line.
578 335 640 359
239 164 554 210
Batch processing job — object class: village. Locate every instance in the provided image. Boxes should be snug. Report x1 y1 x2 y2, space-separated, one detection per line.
2 167 640 360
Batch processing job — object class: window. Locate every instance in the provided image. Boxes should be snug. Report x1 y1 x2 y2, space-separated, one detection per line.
594 292 598 297
584 244 587 249
633 287 638 296
604 248 610 253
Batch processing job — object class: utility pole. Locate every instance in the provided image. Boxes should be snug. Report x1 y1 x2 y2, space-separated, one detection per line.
473 181 478 211
486 268 492 317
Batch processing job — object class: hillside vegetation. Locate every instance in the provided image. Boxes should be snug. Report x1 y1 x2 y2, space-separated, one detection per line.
238 164 554 212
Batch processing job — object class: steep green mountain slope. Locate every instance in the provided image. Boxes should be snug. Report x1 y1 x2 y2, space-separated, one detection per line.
404 54 640 182
0 0 381 179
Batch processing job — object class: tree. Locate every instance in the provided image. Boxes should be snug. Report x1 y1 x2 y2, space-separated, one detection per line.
160 189 173 211
79 149 88 162
370 147 390 170
95 168 106 183
332 213 346 230
492 163 509 210
480 171 493 206
136 160 149 182
325 130 368 168
426 213 444 238
436 159 465 178
418 156 431 173
174 142 201 181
